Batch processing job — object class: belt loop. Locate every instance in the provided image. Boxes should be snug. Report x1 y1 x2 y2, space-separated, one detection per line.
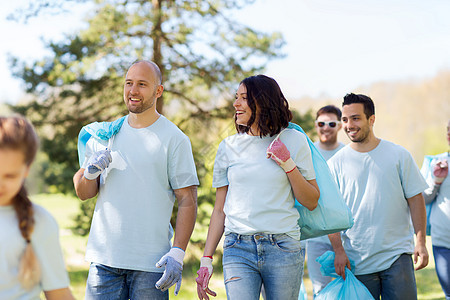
237 234 241 243
269 234 274 244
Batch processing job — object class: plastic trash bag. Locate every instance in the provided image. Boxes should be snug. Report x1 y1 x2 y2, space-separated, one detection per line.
77 116 126 167
287 123 354 240
297 281 307 300
315 251 374 300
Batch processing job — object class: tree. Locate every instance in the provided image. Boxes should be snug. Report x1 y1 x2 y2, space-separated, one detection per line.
9 0 285 194
9 0 287 234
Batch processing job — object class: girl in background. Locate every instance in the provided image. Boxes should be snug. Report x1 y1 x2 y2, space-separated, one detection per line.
0 115 74 299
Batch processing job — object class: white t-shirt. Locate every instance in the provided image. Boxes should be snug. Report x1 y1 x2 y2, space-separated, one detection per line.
328 140 428 275
308 141 345 244
0 204 69 299
213 129 316 240
83 115 199 272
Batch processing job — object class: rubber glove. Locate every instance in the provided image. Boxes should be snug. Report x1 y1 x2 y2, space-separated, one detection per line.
196 256 216 300
83 149 112 180
155 247 185 295
433 159 448 184
266 138 297 173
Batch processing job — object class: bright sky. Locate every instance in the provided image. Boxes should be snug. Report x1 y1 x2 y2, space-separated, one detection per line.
1 0 450 104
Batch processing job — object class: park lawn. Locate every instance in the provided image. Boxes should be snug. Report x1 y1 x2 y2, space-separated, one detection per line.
33 193 445 300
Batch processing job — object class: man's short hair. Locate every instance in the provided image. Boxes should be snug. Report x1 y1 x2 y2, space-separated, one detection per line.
343 93 375 119
316 105 342 121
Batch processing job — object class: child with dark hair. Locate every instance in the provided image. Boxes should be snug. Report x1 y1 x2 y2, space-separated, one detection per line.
0 115 74 299
196 75 320 300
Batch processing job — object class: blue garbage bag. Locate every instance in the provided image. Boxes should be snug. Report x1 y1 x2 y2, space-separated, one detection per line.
315 251 374 300
297 281 307 300
77 116 126 167
287 123 354 240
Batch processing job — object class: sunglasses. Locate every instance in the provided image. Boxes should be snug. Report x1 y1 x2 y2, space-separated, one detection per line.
316 121 340 128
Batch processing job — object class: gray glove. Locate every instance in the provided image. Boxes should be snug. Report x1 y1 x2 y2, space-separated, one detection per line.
155 247 185 295
83 149 112 180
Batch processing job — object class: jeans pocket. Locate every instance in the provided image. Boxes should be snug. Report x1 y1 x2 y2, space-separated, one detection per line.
223 233 239 249
274 234 302 253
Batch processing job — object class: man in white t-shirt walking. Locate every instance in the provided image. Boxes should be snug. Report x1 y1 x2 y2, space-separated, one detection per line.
73 60 199 299
328 93 429 299
307 105 345 297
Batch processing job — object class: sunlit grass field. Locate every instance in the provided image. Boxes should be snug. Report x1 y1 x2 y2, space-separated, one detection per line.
33 193 446 300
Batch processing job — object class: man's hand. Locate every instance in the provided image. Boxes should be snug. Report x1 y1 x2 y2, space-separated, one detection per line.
433 159 448 184
413 242 429 270
155 247 185 295
83 149 112 180
334 249 351 280
266 138 297 173
196 256 216 300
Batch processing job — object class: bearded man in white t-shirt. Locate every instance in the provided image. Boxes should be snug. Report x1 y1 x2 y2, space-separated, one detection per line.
327 93 429 300
73 60 199 300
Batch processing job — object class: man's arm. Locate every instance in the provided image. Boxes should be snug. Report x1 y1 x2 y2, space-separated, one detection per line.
328 232 351 279
407 193 429 270
172 185 198 250
73 169 100 200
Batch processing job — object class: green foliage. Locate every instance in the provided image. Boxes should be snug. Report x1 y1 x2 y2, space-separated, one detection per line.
291 108 317 140
72 198 96 236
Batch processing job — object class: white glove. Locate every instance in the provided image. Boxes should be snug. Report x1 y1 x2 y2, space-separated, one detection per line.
83 149 112 180
155 247 185 295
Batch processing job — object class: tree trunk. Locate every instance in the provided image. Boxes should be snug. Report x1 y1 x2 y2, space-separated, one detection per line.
152 0 164 114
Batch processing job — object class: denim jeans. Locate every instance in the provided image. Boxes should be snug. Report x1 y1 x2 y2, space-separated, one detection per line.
433 245 450 299
306 239 334 297
85 262 168 300
222 233 303 300
355 253 417 300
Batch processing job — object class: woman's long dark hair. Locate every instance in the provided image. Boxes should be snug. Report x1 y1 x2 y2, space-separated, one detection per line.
236 75 293 137
0 116 40 289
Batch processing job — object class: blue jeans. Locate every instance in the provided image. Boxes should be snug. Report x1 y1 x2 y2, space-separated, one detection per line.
85 263 168 300
433 245 450 299
222 233 303 300
355 253 417 300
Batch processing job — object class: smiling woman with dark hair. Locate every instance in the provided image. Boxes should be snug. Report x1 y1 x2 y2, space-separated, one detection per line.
236 75 293 137
195 74 320 300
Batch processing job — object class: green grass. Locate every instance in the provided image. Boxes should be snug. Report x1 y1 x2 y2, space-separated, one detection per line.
33 193 446 300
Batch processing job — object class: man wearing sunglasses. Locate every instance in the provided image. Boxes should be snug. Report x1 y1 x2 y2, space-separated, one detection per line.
306 105 346 297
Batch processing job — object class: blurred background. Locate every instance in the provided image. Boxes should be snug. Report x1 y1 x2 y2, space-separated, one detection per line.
1 0 448 299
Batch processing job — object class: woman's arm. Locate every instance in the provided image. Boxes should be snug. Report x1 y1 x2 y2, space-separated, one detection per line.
203 186 228 257
266 136 320 211
287 170 320 211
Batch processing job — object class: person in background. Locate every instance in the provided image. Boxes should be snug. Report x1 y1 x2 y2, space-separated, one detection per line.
327 93 429 299
422 119 450 299
195 75 320 300
306 105 345 297
0 115 74 300
73 60 199 299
